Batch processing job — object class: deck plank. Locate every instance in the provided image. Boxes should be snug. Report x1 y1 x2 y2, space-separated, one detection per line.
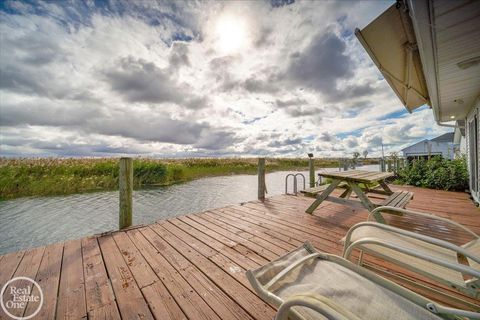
150 223 277 320
112 232 157 289
56 239 87 320
187 214 281 259
1 246 44 319
168 218 259 270
25 242 63 320
81 236 120 320
98 235 153 320
0 250 25 287
202 210 291 254
141 226 255 320
127 227 221 320
178 215 271 265
204 209 299 250
111 231 186 320
141 281 187 320
215 207 303 246
160 220 252 289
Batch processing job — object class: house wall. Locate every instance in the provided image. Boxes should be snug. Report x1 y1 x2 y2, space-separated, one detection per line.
402 141 456 160
465 98 480 204
459 135 466 156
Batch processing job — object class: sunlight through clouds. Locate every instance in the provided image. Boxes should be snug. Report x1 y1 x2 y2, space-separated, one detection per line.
0 0 450 158
214 14 251 54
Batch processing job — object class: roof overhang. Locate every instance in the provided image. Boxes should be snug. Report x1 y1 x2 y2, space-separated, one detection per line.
357 0 480 122
408 0 480 122
355 1 429 113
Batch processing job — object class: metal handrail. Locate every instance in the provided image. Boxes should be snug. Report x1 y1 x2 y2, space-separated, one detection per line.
285 174 295 195
285 173 306 195
295 173 306 191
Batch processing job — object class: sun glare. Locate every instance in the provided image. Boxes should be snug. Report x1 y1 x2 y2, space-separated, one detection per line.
215 14 248 54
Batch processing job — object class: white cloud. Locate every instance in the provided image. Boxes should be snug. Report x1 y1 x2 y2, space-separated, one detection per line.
0 0 449 158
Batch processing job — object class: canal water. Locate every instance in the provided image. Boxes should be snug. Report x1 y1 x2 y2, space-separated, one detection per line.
0 165 378 254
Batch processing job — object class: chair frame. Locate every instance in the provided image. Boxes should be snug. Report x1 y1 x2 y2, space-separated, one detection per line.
370 206 480 241
246 242 479 320
343 206 480 298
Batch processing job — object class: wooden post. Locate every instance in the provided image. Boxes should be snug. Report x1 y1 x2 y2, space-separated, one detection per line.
258 158 266 200
387 159 392 172
379 158 384 172
119 157 133 229
309 157 315 188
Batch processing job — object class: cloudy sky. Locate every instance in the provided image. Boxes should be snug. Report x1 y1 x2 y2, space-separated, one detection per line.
0 0 450 158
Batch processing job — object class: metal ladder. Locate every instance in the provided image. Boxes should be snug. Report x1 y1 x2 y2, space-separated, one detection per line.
285 173 306 195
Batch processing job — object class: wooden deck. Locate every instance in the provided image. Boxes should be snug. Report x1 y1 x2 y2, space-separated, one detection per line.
0 185 479 319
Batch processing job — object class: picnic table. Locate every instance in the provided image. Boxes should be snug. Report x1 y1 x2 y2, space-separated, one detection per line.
305 170 411 214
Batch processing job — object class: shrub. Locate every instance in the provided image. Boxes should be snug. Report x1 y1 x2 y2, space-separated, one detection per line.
134 161 168 185
169 165 185 182
397 156 469 191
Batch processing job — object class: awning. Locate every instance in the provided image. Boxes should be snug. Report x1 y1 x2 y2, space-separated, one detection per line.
355 2 429 112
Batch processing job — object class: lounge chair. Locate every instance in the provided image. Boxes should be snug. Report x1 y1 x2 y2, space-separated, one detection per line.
246 241 479 320
344 206 480 298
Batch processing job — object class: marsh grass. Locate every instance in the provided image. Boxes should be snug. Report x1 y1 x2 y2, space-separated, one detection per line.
0 157 353 199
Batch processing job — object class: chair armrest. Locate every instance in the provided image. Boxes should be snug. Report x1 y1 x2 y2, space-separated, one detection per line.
275 294 361 320
343 222 480 267
426 303 480 320
344 237 480 279
369 206 480 239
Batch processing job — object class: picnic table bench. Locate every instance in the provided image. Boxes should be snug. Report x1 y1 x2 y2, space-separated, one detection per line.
380 190 414 208
305 170 412 213
300 182 348 197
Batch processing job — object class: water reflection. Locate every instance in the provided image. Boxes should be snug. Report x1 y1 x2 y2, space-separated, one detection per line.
0 165 377 254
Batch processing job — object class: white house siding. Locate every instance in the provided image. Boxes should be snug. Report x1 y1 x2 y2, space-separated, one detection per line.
459 134 467 156
465 99 480 203
402 139 456 160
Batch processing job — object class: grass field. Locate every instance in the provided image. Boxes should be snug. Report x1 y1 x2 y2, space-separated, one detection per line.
0 157 378 200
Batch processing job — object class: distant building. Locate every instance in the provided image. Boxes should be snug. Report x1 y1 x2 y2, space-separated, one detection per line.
401 132 458 161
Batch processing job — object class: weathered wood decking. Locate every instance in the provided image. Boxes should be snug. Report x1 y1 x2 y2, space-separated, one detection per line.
1 186 479 319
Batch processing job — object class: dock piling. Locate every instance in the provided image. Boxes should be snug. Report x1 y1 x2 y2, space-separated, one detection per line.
258 158 266 200
119 157 133 229
379 158 385 172
308 156 315 188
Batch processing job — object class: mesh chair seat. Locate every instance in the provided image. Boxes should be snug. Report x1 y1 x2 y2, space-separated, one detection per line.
249 243 444 320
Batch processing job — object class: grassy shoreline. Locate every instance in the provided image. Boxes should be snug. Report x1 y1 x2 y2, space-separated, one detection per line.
0 157 378 200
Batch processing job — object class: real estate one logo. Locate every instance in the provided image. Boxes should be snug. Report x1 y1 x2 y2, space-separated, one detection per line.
1 277 43 320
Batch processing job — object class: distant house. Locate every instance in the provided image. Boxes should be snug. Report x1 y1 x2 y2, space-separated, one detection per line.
401 133 457 161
